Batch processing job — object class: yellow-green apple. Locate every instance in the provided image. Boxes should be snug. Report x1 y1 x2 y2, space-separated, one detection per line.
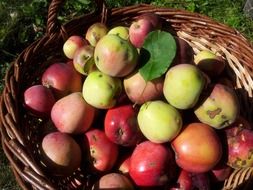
84 129 119 172
194 83 239 129
194 50 225 77
51 92 95 134
129 141 175 187
108 26 129 40
94 34 138 77
171 123 223 173
163 63 205 109
82 70 122 109
73 44 96 75
42 62 82 99
137 100 182 143
24 84 55 117
104 104 143 146
123 71 164 104
63 35 88 59
92 173 134 190
85 22 108 46
41 131 82 176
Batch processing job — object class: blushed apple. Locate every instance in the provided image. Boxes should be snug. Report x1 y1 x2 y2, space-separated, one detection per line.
82 70 122 109
108 26 129 40
85 22 108 46
94 34 138 77
104 104 142 146
42 62 82 99
63 35 88 59
73 44 95 75
92 173 134 190
171 123 223 173
137 100 182 143
41 131 82 176
24 84 55 117
84 129 119 172
123 71 164 105
51 92 95 134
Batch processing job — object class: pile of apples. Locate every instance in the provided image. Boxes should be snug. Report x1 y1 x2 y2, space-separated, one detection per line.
23 13 253 190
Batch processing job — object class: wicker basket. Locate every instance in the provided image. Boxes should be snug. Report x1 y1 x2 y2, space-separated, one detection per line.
1 0 253 189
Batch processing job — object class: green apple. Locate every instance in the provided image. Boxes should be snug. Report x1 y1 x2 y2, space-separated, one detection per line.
163 64 205 109
85 22 108 47
137 100 182 143
108 26 129 40
82 71 122 109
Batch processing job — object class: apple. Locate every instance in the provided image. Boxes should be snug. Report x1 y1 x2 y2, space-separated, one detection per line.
108 26 129 40
42 62 82 99
41 131 82 176
51 92 95 134
104 104 143 146
163 63 205 110
63 35 88 59
170 169 211 190
123 71 164 105
23 84 55 117
137 13 162 29
117 153 131 174
129 140 175 187
94 34 139 77
171 123 223 173
194 50 225 77
92 173 134 190
85 22 108 46
210 164 233 182
84 129 119 172
73 44 96 75
129 18 154 48
137 100 182 143
82 70 122 109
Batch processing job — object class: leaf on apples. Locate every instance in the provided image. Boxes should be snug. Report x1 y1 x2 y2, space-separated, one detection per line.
139 30 177 81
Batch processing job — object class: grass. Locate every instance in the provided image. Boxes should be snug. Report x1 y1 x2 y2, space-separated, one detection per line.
0 0 253 189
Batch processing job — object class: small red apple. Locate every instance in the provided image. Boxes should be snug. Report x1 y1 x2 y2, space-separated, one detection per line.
129 141 175 187
42 62 82 99
23 84 55 117
171 123 223 173
104 104 143 146
84 129 119 172
129 18 154 48
117 153 131 174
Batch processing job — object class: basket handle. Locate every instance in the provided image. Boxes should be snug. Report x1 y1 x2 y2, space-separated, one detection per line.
46 0 106 36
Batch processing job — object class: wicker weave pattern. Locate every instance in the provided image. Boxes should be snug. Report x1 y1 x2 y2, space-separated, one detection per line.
1 0 253 189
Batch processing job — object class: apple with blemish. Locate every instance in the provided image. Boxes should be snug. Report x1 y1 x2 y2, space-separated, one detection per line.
85 22 108 46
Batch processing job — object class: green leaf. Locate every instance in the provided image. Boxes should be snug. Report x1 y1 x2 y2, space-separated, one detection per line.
139 30 177 81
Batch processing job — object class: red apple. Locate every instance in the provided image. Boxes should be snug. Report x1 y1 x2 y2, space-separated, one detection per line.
129 18 154 48
171 123 223 173
210 164 233 182
117 153 131 174
104 104 142 146
138 13 162 29
93 173 134 190
42 62 82 99
51 92 95 134
41 131 82 176
24 84 55 117
63 35 88 59
129 141 175 187
170 169 210 190
84 129 119 172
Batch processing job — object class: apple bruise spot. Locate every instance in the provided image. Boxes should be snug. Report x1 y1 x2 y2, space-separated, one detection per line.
96 56 99 65
207 108 222 119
